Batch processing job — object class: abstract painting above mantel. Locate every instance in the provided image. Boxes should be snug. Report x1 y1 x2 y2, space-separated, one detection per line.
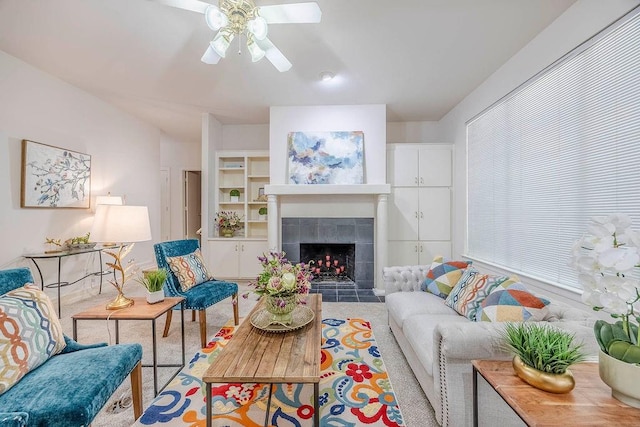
287 131 364 185
21 140 91 208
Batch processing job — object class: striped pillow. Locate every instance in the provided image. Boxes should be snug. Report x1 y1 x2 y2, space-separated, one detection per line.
167 249 214 291
0 286 66 395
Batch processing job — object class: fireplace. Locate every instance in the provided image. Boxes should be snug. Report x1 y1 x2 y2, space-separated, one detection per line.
282 218 374 289
300 243 355 283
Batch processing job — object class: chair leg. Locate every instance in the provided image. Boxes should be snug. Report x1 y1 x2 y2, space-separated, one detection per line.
192 310 196 322
233 293 239 325
163 310 173 337
199 309 207 348
130 362 143 420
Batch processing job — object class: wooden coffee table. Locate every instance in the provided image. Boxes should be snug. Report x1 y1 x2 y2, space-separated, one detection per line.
203 294 322 427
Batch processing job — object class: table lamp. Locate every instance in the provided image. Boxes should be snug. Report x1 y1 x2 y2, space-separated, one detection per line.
91 205 152 310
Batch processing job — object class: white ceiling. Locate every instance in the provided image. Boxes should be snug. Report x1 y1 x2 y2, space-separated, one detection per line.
0 0 576 142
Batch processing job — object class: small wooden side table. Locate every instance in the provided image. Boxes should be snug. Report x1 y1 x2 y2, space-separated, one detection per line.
72 297 185 397
472 359 640 426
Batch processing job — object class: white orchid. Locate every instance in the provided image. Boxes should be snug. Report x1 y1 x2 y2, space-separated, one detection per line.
571 213 640 364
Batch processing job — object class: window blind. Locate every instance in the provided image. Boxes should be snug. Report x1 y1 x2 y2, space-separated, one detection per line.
467 9 640 291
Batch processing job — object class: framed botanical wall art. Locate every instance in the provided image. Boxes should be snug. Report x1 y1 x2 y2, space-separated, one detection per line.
21 140 91 208
287 131 364 185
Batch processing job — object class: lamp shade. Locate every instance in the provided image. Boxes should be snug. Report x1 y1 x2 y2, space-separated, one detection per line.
91 205 151 243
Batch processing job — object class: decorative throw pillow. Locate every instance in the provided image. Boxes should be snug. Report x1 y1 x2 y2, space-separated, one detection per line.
0 286 67 395
420 256 472 298
166 249 214 291
444 267 520 321
478 281 551 322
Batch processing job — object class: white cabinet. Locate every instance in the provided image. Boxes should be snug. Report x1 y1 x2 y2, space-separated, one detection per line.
388 146 452 187
206 239 267 280
387 144 453 266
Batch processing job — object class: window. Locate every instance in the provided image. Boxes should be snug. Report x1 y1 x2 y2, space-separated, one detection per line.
466 9 640 291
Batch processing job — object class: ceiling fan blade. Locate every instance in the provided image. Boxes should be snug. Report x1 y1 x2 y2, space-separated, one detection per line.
201 45 221 64
256 37 292 72
259 2 321 24
152 0 209 14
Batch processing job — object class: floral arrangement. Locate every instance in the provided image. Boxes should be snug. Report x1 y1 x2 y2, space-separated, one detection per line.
214 211 243 231
570 213 640 364
245 251 313 304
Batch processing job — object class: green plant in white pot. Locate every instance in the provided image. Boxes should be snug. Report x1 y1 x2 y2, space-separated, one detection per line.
501 322 586 394
570 213 640 407
230 189 240 202
137 268 168 304
258 207 267 220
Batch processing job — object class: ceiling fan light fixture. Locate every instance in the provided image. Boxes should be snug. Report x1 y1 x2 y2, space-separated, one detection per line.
247 16 268 40
211 32 234 58
201 45 222 64
205 5 228 31
247 39 266 62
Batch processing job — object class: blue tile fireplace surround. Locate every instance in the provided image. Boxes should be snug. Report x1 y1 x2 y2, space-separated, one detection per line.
281 217 375 290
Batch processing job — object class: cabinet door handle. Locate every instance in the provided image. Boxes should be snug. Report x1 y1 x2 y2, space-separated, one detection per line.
414 245 418 252
420 245 424 252
420 212 424 218
235 244 238 252
415 211 419 219
420 177 424 184
241 244 245 252
415 177 419 184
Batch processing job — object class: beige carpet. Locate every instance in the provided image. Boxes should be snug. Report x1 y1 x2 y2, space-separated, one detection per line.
57 285 437 427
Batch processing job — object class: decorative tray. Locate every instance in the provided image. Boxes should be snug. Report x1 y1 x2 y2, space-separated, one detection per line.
65 243 97 250
250 306 315 333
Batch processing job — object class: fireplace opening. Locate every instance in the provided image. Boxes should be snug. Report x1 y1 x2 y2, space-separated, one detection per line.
300 243 355 284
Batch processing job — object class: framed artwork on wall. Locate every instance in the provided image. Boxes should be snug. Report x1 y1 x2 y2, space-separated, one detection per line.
21 139 91 208
287 131 364 185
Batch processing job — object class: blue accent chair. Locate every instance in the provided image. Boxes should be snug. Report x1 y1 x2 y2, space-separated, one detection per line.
0 267 143 426
154 239 239 348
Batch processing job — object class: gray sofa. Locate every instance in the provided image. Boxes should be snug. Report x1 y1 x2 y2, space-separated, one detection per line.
383 265 599 427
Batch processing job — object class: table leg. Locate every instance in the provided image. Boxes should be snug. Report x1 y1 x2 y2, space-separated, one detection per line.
314 382 319 427
115 320 120 344
206 383 212 427
73 318 77 341
98 250 103 294
152 319 159 396
473 365 479 427
265 385 274 427
57 257 62 318
181 302 185 366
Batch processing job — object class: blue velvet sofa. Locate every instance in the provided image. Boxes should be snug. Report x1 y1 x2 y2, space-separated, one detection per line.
0 267 143 427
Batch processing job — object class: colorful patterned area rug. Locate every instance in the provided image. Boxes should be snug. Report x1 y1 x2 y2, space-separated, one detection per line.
134 318 404 426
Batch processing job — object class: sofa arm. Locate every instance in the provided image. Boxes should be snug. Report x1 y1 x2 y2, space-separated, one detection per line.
61 335 107 354
383 265 429 294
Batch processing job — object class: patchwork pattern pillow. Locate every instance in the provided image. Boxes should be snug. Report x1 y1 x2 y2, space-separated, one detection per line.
444 267 519 321
167 249 214 291
0 286 67 395
420 256 472 298
478 281 550 322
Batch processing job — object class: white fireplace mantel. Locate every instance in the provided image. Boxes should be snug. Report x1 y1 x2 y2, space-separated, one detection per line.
264 184 390 295
265 184 391 196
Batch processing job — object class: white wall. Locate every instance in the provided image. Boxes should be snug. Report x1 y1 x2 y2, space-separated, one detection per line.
387 121 443 144
222 124 269 150
160 134 201 240
438 0 639 306
0 50 163 303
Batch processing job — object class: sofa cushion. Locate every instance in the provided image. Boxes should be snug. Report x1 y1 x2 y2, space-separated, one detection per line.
166 249 214 291
444 267 519 321
0 286 66 395
421 256 472 298
478 281 550 322
386 291 459 329
402 314 471 376
0 342 142 426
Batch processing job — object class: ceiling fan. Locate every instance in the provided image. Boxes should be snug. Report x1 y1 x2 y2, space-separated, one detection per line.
154 0 322 72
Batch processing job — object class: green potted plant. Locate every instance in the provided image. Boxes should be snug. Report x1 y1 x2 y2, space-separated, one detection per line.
570 213 640 407
258 207 267 220
136 268 168 304
501 322 586 393
229 189 241 202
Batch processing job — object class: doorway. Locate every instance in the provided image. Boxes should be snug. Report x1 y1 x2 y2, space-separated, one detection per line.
184 170 202 242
